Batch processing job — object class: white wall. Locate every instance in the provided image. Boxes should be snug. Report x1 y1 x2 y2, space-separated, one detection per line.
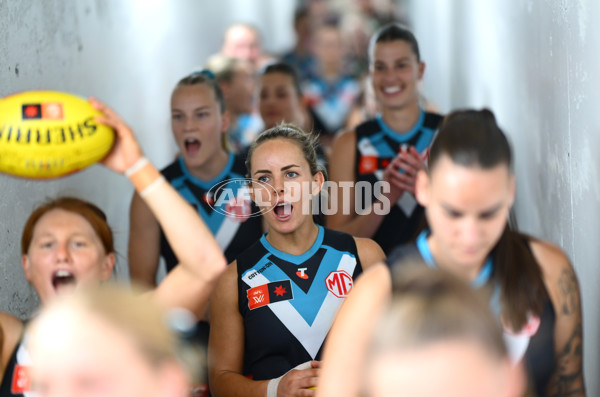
411 0 599 394
0 0 297 317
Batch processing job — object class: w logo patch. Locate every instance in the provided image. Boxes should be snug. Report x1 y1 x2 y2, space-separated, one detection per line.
247 280 293 310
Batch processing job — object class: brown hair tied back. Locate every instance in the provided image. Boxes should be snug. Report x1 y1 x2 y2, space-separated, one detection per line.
427 109 546 331
245 123 325 180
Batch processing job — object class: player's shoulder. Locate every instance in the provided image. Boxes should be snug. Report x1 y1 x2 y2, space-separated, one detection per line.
353 237 385 268
423 111 444 129
528 237 573 282
355 118 381 137
160 157 184 179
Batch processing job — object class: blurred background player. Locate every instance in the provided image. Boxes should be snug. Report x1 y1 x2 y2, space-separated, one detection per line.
327 23 443 254
205 55 264 155
220 22 273 71
258 61 327 169
302 22 361 152
281 5 316 81
129 71 262 287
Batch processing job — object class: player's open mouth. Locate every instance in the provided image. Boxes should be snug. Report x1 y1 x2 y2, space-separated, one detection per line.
184 138 201 156
52 269 76 291
382 85 402 96
273 202 293 221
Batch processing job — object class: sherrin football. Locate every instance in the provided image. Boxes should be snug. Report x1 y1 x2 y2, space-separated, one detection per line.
0 91 114 179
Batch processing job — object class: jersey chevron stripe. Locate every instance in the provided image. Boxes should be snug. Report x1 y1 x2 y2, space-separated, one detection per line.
215 216 242 251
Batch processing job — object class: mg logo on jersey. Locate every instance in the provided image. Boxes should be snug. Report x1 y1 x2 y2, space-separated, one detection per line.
325 270 353 298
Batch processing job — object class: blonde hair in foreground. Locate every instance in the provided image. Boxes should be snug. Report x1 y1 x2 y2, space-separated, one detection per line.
29 283 178 366
25 284 204 397
362 265 516 397
379 264 506 355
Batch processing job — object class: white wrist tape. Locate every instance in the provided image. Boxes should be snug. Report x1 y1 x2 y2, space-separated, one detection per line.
125 157 149 177
140 176 166 198
266 376 281 397
266 361 313 397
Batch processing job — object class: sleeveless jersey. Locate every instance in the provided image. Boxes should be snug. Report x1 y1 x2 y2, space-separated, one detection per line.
0 336 34 397
160 153 263 270
386 230 557 396
355 111 443 254
237 226 362 380
302 74 360 136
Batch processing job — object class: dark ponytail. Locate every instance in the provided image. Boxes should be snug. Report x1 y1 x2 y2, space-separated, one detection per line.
430 109 546 331
492 227 546 330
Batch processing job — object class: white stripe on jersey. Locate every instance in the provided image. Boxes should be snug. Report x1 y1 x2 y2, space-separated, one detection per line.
215 217 242 252
16 334 36 397
397 192 417 217
357 137 379 156
503 333 531 365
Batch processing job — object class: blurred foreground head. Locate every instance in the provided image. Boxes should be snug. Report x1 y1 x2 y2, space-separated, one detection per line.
27 284 192 397
363 265 525 397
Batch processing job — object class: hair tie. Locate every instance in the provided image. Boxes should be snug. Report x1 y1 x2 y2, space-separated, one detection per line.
190 69 215 80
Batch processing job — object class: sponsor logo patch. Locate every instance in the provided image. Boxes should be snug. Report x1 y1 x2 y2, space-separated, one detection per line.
22 103 64 120
325 270 353 298
11 365 31 394
247 280 293 310
296 267 309 279
41 102 64 120
358 155 378 174
22 104 41 120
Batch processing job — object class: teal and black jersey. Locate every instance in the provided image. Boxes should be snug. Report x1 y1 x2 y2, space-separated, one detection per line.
237 226 362 380
160 153 263 270
386 230 557 396
354 111 443 253
0 336 31 397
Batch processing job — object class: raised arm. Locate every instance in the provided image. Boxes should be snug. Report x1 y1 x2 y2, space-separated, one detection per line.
91 98 226 316
531 240 586 397
128 192 161 288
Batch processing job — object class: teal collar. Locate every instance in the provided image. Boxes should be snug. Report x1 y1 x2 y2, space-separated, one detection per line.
415 229 493 289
